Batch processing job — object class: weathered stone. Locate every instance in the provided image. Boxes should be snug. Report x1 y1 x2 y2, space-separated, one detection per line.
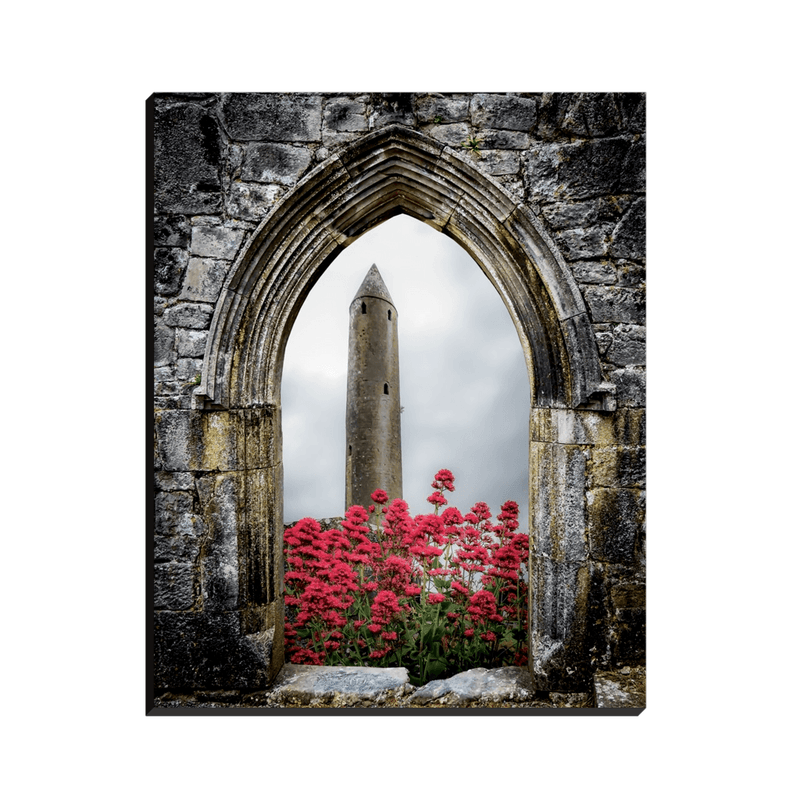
406 667 533 706
529 557 592 690
553 223 615 260
588 488 645 564
179 257 229 303
323 98 368 132
154 248 188 296
531 407 645 448
154 215 190 247
154 103 221 213
369 92 415 127
479 129 530 149
220 93 322 141
154 471 194 492
609 197 645 260
175 329 208 359
620 138 645 192
617 93 646 133
190 224 245 260
155 490 204 537
595 331 613 357
594 666 645 708
616 260 646 287
197 472 244 611
609 367 646 407
541 196 631 230
240 143 313 185
154 321 174 366
176 358 203 382
414 94 470 123
162 302 215 329
584 286 645 324
154 562 195 610
153 611 274 690
154 535 201 563
471 93 537 131
154 410 245 472
611 582 645 609
270 664 410 706
225 182 282 222
531 443 588 561
612 608 646 664
607 324 646 365
526 138 631 202
421 122 470 147
572 260 617 284
592 446 646 488
537 93 636 141
478 149 520 176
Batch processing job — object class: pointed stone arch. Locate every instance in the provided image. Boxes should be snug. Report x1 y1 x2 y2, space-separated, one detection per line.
185 124 619 691
196 125 612 413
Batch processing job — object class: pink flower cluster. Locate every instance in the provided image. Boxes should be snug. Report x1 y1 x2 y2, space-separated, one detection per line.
283 471 529 684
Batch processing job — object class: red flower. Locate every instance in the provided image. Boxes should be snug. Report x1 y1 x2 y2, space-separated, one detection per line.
427 593 446 604
371 489 389 504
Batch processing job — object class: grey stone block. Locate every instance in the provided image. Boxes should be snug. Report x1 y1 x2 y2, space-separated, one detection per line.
154 562 195 610
587 488 645 564
479 129 530 149
162 302 215 329
414 94 470 123
620 137 645 192
471 93 538 131
323 98 368 132
584 286 645 324
609 367 646 407
153 611 274 690
541 196 631 230
607 324 646 365
154 321 174 366
421 122 470 147
526 138 630 202
154 215 190 247
190 224 245 260
572 260 617 284
609 197 645 260
154 248 188 296
240 143 313 185
406 667 533 706
553 223 615 260
594 666 645 708
179 258 229 303
616 260 646 287
154 535 201 563
478 149 521 176
592 446 646 488
269 665 410 706
175 328 208 358
225 182 282 222
220 93 322 141
154 103 221 214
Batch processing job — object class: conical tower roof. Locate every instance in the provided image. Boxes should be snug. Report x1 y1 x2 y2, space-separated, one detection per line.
353 264 395 306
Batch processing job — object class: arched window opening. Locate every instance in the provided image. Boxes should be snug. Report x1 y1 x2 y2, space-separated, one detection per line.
384 383 389 395
282 213 529 529
388 309 392 320
361 302 366 314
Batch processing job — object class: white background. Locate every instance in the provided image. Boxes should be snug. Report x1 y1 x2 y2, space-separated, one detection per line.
3 2 797 798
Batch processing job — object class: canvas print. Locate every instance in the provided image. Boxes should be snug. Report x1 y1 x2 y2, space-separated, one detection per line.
150 92 646 713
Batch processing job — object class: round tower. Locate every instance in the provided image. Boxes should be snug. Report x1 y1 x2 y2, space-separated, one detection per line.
345 264 403 511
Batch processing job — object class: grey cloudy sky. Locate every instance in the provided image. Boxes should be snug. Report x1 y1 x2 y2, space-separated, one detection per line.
281 214 531 529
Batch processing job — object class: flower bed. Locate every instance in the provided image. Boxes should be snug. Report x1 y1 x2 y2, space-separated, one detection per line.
284 470 529 685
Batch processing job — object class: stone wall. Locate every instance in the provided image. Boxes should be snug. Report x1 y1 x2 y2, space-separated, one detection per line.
151 92 645 694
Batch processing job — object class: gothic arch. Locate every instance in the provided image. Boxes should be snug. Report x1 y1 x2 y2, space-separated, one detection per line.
189 124 617 690
196 125 612 414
